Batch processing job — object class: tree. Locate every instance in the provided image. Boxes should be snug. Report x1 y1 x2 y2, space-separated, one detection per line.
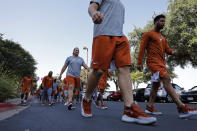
0 36 37 101
130 71 144 89
110 70 119 91
164 0 197 68
0 38 37 80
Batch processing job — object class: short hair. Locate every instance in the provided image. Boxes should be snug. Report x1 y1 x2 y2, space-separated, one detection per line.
154 14 166 24
73 47 79 54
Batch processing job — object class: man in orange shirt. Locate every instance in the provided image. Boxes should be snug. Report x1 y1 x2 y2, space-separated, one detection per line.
94 70 111 109
20 73 33 105
42 71 54 106
138 14 197 118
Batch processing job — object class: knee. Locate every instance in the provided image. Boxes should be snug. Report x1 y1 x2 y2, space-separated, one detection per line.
117 66 130 74
162 76 171 84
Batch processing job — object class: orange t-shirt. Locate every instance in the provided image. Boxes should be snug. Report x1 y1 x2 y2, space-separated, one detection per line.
21 77 33 89
42 76 53 88
138 30 174 68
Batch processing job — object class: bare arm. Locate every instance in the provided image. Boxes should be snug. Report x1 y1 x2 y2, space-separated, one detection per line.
88 2 104 24
83 63 90 72
59 64 68 80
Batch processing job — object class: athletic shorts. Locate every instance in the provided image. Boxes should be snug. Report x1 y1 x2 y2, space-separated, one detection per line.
21 87 30 94
91 35 131 70
66 75 80 89
148 64 169 82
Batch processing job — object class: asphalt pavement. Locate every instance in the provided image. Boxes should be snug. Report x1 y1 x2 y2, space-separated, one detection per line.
0 99 197 131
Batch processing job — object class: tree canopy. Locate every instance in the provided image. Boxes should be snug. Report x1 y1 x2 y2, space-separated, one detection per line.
164 0 197 68
0 37 37 80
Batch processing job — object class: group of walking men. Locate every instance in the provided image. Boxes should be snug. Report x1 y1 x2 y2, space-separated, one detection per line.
19 0 197 125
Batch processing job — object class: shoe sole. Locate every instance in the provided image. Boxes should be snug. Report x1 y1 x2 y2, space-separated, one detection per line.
81 102 92 117
68 104 72 110
121 115 157 125
179 111 197 118
145 110 162 115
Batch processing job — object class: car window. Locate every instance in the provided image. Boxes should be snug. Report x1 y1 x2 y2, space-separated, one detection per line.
191 86 197 91
173 84 182 90
147 84 152 88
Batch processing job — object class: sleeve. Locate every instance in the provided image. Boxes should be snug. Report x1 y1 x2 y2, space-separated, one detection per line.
137 32 150 66
81 58 85 66
65 57 70 65
90 0 102 6
164 38 174 55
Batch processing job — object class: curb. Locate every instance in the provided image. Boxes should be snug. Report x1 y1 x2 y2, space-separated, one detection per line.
0 103 17 112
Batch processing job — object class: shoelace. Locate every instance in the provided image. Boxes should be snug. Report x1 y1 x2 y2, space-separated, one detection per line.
132 105 147 117
83 100 91 114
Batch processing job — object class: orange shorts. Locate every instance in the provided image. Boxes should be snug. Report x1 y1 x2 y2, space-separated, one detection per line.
98 80 106 90
91 35 131 70
66 75 80 89
21 87 30 94
148 64 169 80
53 90 57 95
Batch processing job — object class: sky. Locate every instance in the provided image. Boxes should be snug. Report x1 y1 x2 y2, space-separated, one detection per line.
0 0 196 90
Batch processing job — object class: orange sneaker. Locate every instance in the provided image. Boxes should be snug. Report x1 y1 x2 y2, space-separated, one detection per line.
145 105 162 115
94 101 100 108
121 103 157 125
178 104 197 118
101 104 108 110
81 98 92 117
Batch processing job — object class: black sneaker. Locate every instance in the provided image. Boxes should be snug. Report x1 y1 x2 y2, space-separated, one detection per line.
67 103 72 110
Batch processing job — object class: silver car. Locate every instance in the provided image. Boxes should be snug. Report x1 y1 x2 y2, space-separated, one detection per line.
144 83 184 103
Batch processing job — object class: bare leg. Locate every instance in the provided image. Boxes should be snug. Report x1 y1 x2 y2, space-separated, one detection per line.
147 82 159 107
99 90 104 105
68 85 74 103
161 76 183 107
117 66 133 107
85 69 104 99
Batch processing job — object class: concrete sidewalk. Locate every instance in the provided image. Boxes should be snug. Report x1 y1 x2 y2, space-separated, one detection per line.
0 98 30 121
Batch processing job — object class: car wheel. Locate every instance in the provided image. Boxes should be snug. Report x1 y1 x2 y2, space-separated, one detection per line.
166 95 173 103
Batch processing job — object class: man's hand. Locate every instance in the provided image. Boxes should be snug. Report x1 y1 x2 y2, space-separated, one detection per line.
172 50 179 56
91 11 104 24
58 75 62 80
87 67 91 72
137 65 143 72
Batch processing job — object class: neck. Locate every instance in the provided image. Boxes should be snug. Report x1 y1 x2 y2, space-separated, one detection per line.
154 26 161 33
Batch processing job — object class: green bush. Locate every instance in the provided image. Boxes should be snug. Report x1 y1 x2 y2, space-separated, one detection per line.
0 73 18 102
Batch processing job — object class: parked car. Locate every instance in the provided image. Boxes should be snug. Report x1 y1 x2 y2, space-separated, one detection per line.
133 88 145 102
144 83 184 103
103 91 113 101
180 86 197 103
107 91 123 101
